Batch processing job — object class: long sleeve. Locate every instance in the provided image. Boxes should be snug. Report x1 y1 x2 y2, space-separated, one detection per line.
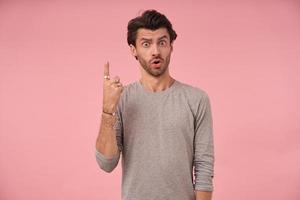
95 106 124 173
95 148 120 173
193 92 215 191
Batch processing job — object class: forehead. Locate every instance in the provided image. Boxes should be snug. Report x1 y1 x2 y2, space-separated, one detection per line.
136 27 170 40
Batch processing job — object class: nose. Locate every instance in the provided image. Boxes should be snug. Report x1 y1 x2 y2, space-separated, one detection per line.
151 44 160 57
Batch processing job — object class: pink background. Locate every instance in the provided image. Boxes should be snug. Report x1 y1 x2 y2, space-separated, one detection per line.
1 0 299 199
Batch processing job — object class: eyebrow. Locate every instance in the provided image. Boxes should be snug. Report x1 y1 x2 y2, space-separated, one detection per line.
140 35 169 42
158 35 168 40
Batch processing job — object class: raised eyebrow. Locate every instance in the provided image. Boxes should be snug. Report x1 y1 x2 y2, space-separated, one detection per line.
158 35 168 40
140 38 152 42
140 36 168 41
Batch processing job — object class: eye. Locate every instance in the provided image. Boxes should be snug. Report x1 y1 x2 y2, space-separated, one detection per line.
159 40 167 46
142 42 150 47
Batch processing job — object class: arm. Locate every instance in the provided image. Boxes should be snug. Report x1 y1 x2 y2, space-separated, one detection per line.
96 113 119 157
193 92 215 197
95 112 121 173
95 62 124 173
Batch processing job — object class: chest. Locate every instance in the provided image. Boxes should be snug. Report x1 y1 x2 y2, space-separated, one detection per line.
122 95 195 139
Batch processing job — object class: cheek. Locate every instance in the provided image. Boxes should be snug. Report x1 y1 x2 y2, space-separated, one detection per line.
137 49 150 58
162 48 172 56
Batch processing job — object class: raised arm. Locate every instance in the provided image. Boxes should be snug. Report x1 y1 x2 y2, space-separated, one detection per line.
95 62 124 173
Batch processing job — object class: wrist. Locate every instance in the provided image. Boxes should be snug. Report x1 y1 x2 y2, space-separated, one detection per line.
103 104 116 113
102 110 116 116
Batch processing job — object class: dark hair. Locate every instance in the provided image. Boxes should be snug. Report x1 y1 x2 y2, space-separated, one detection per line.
127 9 177 47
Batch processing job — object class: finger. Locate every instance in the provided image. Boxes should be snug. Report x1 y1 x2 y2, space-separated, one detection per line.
110 76 120 84
111 82 123 88
103 61 110 77
115 82 123 87
114 76 120 83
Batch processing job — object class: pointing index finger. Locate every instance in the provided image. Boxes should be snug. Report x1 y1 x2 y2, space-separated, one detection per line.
104 61 110 77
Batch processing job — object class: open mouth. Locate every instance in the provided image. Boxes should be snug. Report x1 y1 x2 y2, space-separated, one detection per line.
151 60 162 68
151 59 162 65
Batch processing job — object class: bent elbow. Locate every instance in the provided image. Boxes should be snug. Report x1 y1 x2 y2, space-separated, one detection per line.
99 162 117 173
95 149 120 173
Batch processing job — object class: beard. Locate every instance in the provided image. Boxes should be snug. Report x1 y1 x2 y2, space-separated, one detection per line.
137 54 171 77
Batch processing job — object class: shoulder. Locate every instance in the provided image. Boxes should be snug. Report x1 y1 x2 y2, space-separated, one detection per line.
120 81 139 97
175 80 210 102
123 81 139 92
117 81 139 107
174 80 212 116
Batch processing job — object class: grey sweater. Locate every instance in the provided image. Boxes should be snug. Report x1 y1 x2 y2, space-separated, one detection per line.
95 79 214 200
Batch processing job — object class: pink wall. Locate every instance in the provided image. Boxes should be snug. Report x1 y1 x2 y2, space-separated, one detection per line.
1 0 299 199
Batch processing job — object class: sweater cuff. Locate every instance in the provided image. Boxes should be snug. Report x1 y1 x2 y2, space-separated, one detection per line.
193 175 214 192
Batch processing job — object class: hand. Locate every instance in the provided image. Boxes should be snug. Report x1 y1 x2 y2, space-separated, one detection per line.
102 62 124 113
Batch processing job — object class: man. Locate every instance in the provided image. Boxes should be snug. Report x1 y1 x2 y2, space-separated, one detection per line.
95 10 214 200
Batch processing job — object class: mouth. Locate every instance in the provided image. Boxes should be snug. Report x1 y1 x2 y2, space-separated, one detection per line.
151 59 162 67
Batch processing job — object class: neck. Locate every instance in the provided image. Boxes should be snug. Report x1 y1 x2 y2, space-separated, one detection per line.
139 75 175 92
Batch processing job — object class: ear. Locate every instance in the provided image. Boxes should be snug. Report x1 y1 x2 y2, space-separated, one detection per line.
129 44 137 57
170 43 173 53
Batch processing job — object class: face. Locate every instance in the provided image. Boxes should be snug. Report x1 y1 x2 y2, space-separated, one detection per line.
130 27 173 77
